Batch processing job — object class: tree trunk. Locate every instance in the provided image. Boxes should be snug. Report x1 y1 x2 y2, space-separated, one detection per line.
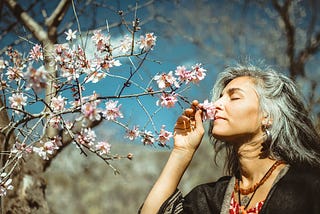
2 155 49 214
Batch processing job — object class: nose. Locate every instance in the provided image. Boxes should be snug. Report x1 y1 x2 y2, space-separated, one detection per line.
213 98 224 110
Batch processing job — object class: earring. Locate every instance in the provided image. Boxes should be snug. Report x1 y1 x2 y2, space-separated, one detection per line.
262 118 272 143
265 128 272 144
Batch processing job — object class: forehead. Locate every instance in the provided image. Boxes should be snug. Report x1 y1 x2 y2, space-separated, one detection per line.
222 76 257 95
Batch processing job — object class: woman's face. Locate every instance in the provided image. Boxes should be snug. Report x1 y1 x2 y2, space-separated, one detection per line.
212 76 265 143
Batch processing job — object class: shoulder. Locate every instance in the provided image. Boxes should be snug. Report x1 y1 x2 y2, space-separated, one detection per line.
276 164 320 188
263 165 320 213
284 165 320 188
285 164 320 182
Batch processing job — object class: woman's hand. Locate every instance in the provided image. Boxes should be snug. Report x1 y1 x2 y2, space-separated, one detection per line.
140 100 205 214
173 100 205 154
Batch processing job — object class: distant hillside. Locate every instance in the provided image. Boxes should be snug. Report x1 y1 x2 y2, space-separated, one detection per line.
45 136 225 213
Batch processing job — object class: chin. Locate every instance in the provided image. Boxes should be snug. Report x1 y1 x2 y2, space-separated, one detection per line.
211 132 236 143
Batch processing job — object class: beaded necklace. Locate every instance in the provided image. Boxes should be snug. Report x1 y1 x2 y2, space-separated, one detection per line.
235 160 285 213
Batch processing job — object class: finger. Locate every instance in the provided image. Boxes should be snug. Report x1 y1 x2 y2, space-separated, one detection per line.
193 109 204 130
175 115 191 130
188 100 200 118
192 100 199 107
184 108 194 118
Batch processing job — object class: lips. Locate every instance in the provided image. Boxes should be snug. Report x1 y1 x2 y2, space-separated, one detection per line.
214 115 226 120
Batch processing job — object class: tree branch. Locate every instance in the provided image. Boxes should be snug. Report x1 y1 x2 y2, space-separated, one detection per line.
298 32 320 64
45 0 70 27
272 0 297 77
43 117 103 170
4 0 48 42
45 0 70 41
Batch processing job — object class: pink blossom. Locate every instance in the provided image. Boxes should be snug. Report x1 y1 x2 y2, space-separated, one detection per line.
6 48 23 68
9 93 27 111
157 125 173 146
100 58 121 71
43 141 59 154
125 126 140 141
86 71 106 83
95 141 111 155
174 64 207 84
88 91 99 101
0 58 8 71
119 35 132 53
65 29 77 41
91 30 104 43
138 33 156 50
154 71 180 89
81 101 102 121
141 130 155 145
91 56 121 71
29 44 43 61
50 95 66 112
54 43 69 55
191 63 207 83
83 128 96 144
52 136 63 147
91 30 111 52
0 173 13 196
76 128 96 147
48 115 61 128
103 100 123 120
25 66 48 92
156 93 178 108
6 66 24 81
74 46 91 72
174 65 193 83
32 147 48 160
11 142 32 154
55 46 86 81
33 140 59 160
62 67 80 81
64 120 73 130
71 94 98 108
200 99 216 121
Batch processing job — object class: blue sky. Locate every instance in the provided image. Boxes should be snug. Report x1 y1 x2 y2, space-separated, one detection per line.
2 0 319 147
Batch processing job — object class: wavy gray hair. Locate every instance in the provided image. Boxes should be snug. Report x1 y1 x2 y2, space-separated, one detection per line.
209 63 320 175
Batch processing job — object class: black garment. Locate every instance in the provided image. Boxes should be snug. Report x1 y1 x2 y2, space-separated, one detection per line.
158 165 320 214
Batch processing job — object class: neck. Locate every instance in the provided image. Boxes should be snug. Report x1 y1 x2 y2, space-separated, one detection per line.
238 157 276 186
236 141 275 187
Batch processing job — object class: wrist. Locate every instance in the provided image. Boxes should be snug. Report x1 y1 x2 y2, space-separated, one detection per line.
171 147 196 162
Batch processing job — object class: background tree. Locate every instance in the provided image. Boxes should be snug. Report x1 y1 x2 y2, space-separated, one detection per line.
0 0 210 213
157 0 320 123
0 0 319 213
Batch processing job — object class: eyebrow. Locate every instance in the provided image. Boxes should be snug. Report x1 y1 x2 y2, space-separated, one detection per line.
220 87 245 97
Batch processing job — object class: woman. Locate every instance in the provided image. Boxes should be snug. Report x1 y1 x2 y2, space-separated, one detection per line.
140 63 320 214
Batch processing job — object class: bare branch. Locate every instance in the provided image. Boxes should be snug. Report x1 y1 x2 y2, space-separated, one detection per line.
45 0 70 28
4 0 48 43
42 116 103 170
298 32 320 64
272 0 297 77
305 0 318 47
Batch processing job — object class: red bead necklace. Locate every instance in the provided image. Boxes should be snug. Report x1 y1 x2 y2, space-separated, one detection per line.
234 160 284 195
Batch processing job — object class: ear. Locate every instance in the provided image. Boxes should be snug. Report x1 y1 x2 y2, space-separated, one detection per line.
262 113 272 127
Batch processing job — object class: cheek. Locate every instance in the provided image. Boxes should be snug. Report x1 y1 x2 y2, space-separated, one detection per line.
233 107 262 130
212 107 261 134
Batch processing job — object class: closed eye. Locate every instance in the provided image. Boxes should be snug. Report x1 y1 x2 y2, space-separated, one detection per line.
230 97 240 100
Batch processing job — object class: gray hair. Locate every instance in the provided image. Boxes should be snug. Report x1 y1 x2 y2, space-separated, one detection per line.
209 63 320 175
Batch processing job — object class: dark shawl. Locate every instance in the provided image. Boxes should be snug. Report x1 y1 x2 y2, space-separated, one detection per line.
158 165 320 214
